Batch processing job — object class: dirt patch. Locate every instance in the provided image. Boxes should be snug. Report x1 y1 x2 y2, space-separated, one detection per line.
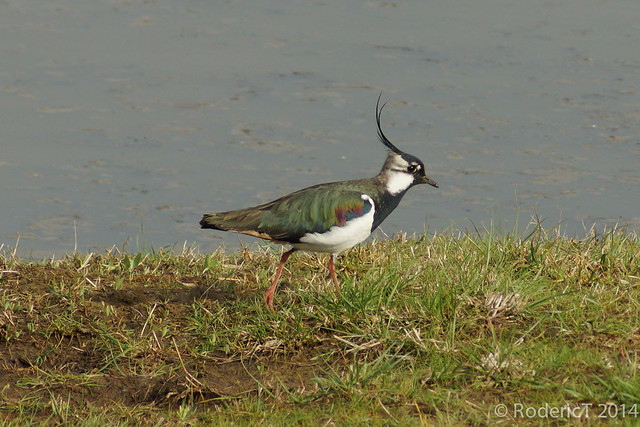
0 254 346 421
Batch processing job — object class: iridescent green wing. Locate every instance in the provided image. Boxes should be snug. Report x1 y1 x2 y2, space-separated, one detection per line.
257 183 373 242
201 181 374 242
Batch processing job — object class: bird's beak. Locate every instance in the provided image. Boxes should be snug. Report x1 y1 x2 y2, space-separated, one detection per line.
422 175 438 188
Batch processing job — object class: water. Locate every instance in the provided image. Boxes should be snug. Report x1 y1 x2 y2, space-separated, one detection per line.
1 0 639 258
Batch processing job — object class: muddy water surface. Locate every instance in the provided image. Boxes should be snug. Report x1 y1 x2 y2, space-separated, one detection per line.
1 0 639 257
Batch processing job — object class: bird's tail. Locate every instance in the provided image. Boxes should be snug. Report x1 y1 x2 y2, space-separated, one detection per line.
200 205 266 227
199 213 226 230
200 209 276 241
200 211 256 231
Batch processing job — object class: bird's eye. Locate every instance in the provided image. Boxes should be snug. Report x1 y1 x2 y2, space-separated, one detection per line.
408 164 417 173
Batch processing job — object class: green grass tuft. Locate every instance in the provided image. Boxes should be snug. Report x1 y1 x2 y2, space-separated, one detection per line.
1 224 639 424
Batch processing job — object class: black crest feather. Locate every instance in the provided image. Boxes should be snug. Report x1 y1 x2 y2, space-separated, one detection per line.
376 92 403 155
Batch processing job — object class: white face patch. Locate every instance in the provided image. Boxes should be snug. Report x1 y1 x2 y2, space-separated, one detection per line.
296 194 375 255
384 153 417 195
385 170 414 195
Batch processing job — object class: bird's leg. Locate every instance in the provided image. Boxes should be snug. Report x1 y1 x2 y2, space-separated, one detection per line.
265 248 296 311
328 254 340 293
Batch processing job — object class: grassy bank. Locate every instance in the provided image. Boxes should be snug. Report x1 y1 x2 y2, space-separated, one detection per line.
1 225 639 425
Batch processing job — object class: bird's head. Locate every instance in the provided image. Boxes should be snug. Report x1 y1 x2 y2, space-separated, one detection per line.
376 95 438 195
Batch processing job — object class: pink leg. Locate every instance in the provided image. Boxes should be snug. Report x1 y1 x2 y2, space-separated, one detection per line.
328 254 340 292
264 248 296 310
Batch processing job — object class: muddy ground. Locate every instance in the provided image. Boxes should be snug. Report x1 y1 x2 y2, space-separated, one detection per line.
0 254 352 421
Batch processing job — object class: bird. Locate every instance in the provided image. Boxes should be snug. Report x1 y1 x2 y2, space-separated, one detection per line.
200 94 438 310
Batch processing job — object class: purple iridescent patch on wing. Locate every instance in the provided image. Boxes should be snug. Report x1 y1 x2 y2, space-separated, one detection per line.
335 198 371 227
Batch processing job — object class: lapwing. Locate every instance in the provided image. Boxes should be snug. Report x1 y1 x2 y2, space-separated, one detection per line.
200 95 438 310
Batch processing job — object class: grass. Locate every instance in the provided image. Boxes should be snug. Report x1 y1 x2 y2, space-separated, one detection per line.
1 222 639 425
